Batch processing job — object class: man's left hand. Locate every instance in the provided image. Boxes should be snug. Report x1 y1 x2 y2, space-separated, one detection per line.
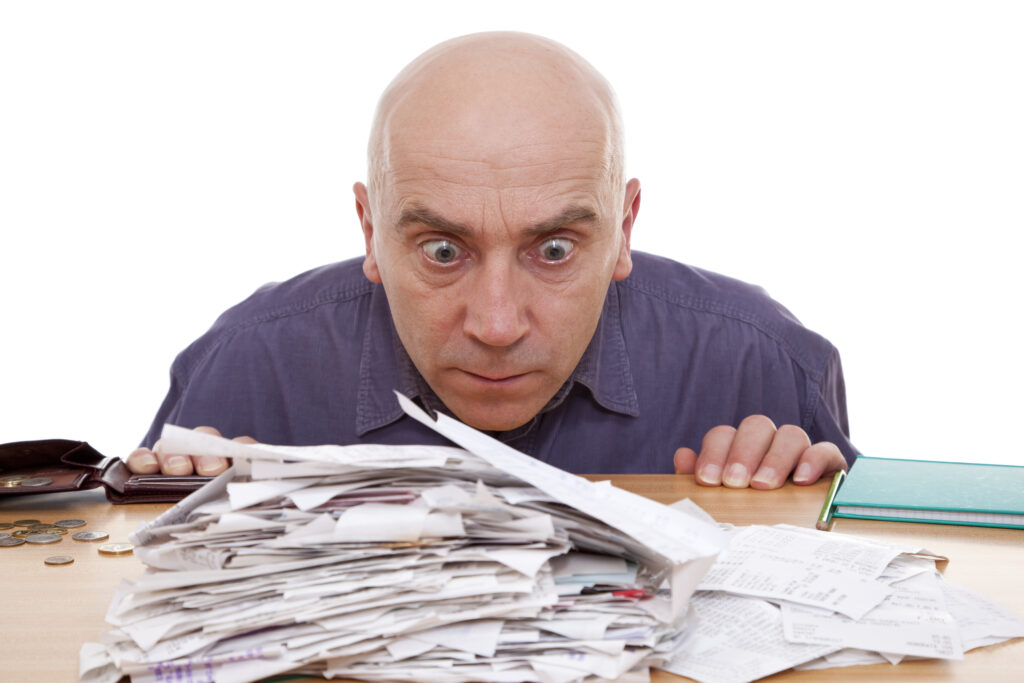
673 415 846 489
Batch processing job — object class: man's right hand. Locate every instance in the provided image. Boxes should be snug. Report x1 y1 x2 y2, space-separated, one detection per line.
125 425 243 476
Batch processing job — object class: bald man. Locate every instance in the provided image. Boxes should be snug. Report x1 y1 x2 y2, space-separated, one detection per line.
127 32 855 488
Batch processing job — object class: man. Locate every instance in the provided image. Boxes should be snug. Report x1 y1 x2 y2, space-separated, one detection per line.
126 32 854 488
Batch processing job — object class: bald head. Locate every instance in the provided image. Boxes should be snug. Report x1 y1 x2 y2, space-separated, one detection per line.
367 32 624 203
353 33 640 432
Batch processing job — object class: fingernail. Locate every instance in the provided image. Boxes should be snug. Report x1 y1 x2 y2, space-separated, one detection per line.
698 463 722 485
196 456 222 476
723 463 749 487
794 462 812 483
134 452 158 471
165 455 191 476
751 466 777 488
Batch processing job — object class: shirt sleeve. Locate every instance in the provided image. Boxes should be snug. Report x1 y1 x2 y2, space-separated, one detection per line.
807 346 858 466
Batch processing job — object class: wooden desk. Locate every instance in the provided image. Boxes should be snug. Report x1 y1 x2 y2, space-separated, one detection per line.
2 477 1022 681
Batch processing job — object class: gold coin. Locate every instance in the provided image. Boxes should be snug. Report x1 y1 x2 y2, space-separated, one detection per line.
27 523 59 530
0 475 30 484
1 481 21 488
13 519 41 527
0 523 14 530
98 543 134 555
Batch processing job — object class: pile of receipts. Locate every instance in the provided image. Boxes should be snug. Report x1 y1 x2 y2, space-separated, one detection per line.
81 394 1024 683
80 395 726 683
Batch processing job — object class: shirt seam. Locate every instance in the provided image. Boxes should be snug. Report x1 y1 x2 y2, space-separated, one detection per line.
175 281 376 386
619 277 827 382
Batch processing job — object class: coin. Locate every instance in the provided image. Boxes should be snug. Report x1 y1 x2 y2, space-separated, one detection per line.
44 555 74 566
0 537 26 547
27 523 60 530
25 533 62 544
54 519 87 528
0 474 30 484
0 532 9 539
13 519 41 526
72 531 109 542
98 543 133 555
1 480 21 488
18 477 53 487
0 523 15 530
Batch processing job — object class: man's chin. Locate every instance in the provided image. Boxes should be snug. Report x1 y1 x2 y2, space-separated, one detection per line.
443 395 548 433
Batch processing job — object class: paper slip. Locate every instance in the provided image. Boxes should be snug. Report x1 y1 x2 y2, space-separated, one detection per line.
781 572 964 659
696 525 894 619
81 397 725 683
660 593 837 683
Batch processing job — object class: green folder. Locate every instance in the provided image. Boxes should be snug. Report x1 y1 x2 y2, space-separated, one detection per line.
833 456 1024 529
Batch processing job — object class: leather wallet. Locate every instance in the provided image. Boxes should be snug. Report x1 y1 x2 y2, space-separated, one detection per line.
0 439 212 504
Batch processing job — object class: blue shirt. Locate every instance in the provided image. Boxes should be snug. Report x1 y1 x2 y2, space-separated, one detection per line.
142 252 856 472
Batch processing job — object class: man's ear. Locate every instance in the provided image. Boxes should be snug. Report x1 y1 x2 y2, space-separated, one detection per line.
353 182 382 283
612 178 640 281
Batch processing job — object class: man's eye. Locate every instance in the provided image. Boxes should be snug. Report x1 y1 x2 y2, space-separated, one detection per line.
421 239 461 264
539 238 574 262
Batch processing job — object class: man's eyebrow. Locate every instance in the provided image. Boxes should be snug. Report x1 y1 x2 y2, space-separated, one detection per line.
396 206 471 236
524 206 599 236
396 204 599 236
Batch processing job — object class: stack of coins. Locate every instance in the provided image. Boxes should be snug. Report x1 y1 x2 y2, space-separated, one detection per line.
0 517 131 563
0 474 54 488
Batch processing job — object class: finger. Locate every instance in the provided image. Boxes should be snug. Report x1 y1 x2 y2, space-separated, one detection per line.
721 415 777 488
750 424 811 489
792 441 847 485
195 434 253 476
673 447 698 474
125 447 160 474
192 428 239 475
194 455 230 476
155 441 195 476
695 425 737 486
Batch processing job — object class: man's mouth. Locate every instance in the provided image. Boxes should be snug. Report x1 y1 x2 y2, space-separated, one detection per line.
459 370 529 384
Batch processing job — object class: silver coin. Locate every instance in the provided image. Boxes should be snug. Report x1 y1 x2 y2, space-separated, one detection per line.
44 555 74 566
72 530 109 542
24 533 62 544
0 532 9 539
54 519 87 528
0 537 27 547
18 477 53 487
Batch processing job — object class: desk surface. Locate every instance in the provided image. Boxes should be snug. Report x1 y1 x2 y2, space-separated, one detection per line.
2 476 1022 682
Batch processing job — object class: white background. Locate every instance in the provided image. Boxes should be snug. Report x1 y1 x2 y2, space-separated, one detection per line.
2 1 1021 466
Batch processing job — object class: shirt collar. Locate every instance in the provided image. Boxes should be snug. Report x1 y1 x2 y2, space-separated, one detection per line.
355 281 639 437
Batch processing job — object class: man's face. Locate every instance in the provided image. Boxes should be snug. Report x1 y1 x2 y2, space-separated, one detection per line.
357 119 638 431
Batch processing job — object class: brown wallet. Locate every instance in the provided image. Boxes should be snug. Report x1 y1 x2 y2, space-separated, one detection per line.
0 439 212 504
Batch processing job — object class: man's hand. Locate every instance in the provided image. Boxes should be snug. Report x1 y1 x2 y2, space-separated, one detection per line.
673 416 846 489
125 426 243 476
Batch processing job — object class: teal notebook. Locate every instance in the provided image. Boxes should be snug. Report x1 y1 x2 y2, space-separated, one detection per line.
833 456 1024 529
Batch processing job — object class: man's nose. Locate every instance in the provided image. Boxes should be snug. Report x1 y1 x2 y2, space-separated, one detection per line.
462 260 530 347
